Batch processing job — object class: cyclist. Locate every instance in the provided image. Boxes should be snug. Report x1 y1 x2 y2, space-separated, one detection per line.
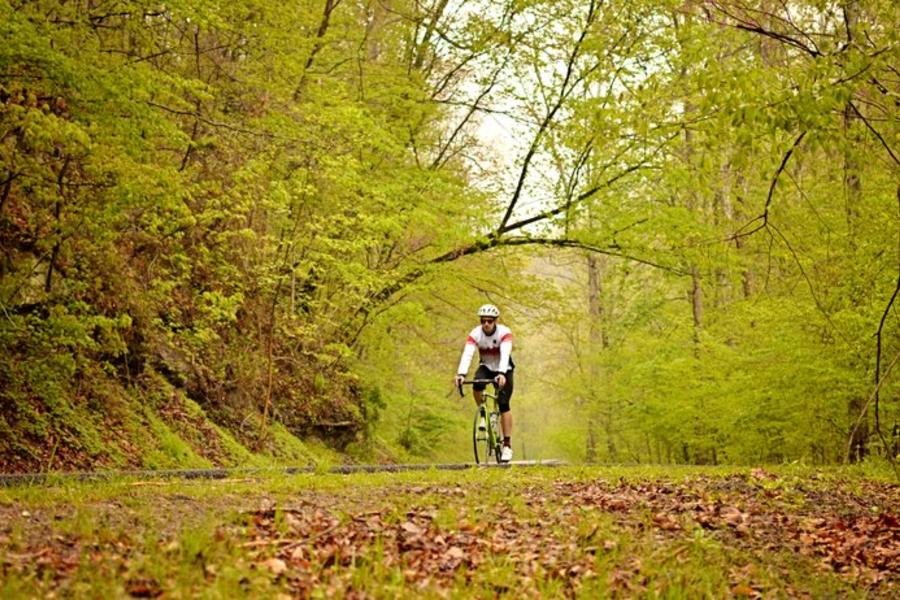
454 304 515 462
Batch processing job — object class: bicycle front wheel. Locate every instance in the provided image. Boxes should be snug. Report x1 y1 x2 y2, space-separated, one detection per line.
472 407 492 465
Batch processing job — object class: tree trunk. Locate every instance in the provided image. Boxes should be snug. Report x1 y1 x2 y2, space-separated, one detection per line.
587 253 610 350
690 267 703 348
587 253 615 461
842 4 868 460
585 415 597 463
294 0 339 100
713 162 734 308
365 0 387 61
45 157 70 293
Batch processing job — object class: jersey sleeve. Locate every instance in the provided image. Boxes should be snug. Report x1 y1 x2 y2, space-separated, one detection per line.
456 328 479 375
498 327 512 372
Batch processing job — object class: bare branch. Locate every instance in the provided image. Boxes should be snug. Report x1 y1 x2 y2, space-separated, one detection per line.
768 222 857 355
694 1 822 57
431 54 509 169
360 228 691 318
430 51 483 100
0 172 17 214
432 99 535 126
729 130 806 241
873 182 900 448
848 101 900 168
500 162 645 235
500 130 679 235
294 0 343 100
146 101 298 141
562 138 594 233
762 131 806 215
848 343 900 473
497 0 598 233
497 236 690 275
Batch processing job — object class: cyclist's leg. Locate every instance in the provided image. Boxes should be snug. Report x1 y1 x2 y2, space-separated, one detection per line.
498 368 514 442
472 364 492 407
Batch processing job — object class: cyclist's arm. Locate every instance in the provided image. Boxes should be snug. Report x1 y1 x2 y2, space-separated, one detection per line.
497 330 512 372
456 332 478 375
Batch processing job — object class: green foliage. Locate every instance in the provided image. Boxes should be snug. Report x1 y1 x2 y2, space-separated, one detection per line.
141 406 211 470
396 406 454 456
0 0 482 467
1 0 898 470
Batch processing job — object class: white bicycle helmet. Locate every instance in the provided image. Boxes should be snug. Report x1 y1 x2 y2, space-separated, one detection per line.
477 304 500 318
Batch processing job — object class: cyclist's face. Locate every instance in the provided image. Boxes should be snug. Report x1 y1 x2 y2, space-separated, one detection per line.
480 318 496 334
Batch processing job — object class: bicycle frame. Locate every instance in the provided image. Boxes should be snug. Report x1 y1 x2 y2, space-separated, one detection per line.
458 379 503 465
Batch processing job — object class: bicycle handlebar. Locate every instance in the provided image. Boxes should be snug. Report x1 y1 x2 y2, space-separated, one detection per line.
457 378 502 397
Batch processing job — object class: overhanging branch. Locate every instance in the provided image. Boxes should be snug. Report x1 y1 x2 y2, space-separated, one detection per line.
360 233 690 320
500 130 679 235
498 237 690 275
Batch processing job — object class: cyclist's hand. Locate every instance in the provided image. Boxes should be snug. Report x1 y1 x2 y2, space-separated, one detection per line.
495 374 507 389
454 374 465 388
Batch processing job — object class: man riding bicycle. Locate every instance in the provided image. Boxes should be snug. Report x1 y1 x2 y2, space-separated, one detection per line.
454 304 515 463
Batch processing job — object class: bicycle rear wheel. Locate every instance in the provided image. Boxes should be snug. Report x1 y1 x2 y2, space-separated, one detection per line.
472 407 493 464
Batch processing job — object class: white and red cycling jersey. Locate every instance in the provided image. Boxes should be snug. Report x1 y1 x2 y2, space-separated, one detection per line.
456 324 513 375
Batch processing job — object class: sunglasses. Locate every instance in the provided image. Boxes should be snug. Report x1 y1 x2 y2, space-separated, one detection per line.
480 318 495 324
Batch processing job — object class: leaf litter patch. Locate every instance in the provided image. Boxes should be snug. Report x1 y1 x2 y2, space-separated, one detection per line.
236 472 898 597
1 471 897 597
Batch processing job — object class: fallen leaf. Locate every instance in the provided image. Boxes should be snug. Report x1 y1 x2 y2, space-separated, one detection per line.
652 512 681 531
284 512 304 531
262 558 287 576
721 506 746 526
750 468 776 481
400 521 422 535
125 577 162 598
731 584 755 596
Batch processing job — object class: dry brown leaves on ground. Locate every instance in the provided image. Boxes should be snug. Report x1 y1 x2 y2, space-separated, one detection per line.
1 471 898 597
235 472 898 597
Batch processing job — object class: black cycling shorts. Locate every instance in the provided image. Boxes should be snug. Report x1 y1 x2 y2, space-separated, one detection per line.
473 364 514 413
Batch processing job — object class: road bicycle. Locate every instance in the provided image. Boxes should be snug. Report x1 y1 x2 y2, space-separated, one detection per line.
458 379 503 465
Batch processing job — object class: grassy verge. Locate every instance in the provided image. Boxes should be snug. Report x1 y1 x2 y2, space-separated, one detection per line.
0 466 897 598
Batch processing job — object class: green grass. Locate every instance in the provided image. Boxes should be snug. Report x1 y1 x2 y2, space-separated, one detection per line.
0 466 895 598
